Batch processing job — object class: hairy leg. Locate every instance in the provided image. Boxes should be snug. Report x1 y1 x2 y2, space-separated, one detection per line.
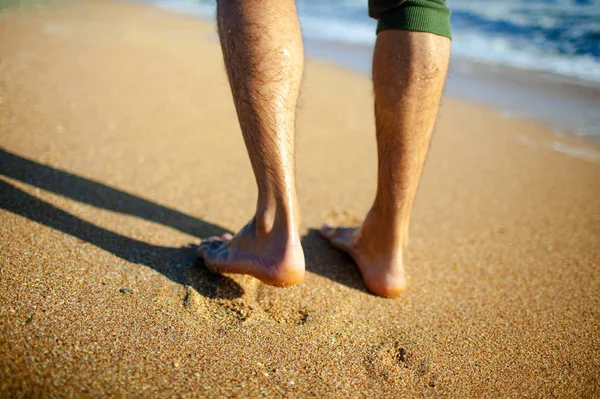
198 0 305 287
321 30 450 297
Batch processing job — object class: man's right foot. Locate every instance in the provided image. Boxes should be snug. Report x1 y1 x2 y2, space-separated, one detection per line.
197 217 305 287
319 210 407 298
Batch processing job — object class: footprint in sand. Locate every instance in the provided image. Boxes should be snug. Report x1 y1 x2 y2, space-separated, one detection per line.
185 263 315 325
365 338 435 387
254 284 315 326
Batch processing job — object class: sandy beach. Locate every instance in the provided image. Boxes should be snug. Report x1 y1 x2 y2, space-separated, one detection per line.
1 0 599 397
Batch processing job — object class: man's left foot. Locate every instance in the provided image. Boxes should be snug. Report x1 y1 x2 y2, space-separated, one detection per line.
197 217 305 287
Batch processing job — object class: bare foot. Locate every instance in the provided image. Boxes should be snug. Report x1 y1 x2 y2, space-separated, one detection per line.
197 218 305 287
319 211 407 297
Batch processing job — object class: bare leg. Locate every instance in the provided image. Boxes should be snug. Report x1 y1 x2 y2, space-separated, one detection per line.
320 31 450 297
198 0 305 287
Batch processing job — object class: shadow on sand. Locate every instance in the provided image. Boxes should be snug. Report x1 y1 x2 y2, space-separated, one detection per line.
302 229 368 293
0 148 368 297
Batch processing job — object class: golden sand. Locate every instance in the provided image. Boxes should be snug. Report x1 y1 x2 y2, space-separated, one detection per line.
1 0 599 397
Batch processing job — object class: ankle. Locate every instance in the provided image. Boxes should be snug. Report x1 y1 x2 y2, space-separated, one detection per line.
255 202 299 239
363 206 409 248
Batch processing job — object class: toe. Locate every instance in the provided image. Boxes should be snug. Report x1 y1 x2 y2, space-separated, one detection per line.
197 244 205 258
197 240 210 257
197 234 233 260
319 224 336 239
197 239 227 259
319 225 358 254
204 235 223 243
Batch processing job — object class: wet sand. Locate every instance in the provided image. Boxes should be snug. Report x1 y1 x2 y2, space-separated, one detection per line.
1 0 599 397
306 38 600 141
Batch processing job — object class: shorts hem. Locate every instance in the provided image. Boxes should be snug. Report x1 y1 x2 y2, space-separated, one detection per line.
376 0 452 40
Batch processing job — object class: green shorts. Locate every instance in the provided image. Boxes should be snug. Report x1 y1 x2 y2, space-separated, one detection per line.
369 0 451 39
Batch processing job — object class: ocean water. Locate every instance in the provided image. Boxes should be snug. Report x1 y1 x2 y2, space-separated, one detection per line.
139 0 600 140
149 0 600 84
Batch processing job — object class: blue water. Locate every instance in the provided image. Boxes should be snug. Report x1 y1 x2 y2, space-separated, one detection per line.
149 0 600 84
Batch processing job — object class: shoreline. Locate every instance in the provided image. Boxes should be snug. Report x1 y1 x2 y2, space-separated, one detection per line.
305 38 600 141
145 0 600 143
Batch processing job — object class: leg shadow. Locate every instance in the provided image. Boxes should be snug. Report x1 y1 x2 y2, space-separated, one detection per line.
302 229 368 293
0 151 242 300
0 147 213 238
1 148 371 295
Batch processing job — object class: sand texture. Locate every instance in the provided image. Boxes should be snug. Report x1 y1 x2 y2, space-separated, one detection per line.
1 1 599 397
